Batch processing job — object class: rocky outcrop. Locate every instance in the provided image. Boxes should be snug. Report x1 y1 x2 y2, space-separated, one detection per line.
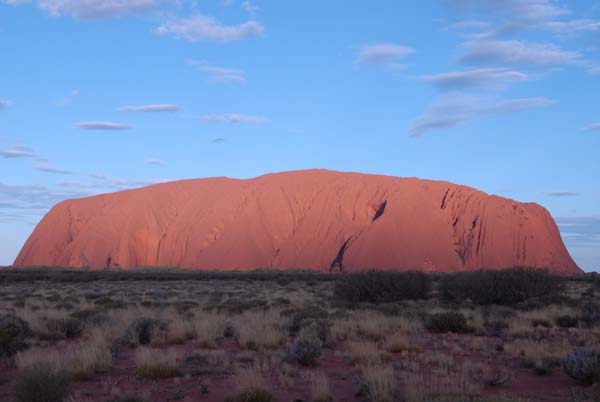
13 169 580 274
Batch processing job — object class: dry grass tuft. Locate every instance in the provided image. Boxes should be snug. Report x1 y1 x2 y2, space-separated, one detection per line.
134 347 181 379
361 364 397 402
226 364 276 402
310 371 333 402
346 340 383 365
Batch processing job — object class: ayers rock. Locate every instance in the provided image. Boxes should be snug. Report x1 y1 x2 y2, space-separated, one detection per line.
14 169 580 274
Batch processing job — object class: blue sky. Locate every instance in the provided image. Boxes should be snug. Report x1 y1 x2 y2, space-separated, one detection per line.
0 0 599 271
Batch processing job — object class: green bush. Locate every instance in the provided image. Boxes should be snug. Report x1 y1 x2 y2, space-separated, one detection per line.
439 268 560 305
124 318 168 345
0 314 31 357
561 348 600 384
286 324 322 367
14 365 70 402
45 318 83 340
333 271 431 304
426 312 473 334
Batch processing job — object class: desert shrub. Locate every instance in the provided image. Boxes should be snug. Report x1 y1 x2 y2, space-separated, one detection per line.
333 271 431 304
531 319 552 328
532 357 556 376
285 304 329 334
426 312 473 334
124 318 168 345
556 315 579 328
225 366 276 402
440 268 560 305
45 317 83 339
14 365 70 402
561 348 600 384
0 314 31 357
286 323 322 367
580 302 600 328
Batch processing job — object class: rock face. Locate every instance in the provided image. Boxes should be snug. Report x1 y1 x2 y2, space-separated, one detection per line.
14 169 580 274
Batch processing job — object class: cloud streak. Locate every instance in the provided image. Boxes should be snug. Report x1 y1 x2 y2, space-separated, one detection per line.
545 191 579 197
0 99 13 111
460 40 581 67
118 104 180 113
156 13 264 42
194 113 268 124
582 123 600 132
36 0 178 19
0 145 37 159
33 165 73 175
355 44 414 64
421 68 528 91
410 96 553 136
144 159 165 166
189 61 246 83
74 121 133 130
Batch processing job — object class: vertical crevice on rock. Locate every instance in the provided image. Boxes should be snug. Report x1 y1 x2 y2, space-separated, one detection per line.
440 188 450 209
372 200 387 222
330 237 352 272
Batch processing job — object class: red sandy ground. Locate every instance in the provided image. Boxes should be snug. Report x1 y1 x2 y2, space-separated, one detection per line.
0 334 583 402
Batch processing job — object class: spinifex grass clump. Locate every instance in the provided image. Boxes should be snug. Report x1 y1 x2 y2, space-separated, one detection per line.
225 365 276 402
334 271 431 303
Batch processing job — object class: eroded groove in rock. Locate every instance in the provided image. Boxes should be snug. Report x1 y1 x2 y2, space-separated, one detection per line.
330 237 352 273
372 200 387 222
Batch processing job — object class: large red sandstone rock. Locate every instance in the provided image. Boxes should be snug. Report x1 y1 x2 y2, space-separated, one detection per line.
14 170 580 273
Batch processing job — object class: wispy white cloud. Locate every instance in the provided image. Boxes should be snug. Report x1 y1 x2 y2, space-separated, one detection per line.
0 99 13 111
582 123 600 132
36 0 178 19
60 174 169 191
241 0 258 16
446 0 568 22
545 191 579 197
156 13 264 42
189 61 246 83
410 95 553 136
74 121 133 130
588 67 600 75
33 165 73 175
193 113 268 124
556 216 600 249
460 39 581 67
118 104 181 112
52 89 79 108
421 68 528 91
446 0 600 37
355 44 414 64
0 145 37 159
144 159 166 165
